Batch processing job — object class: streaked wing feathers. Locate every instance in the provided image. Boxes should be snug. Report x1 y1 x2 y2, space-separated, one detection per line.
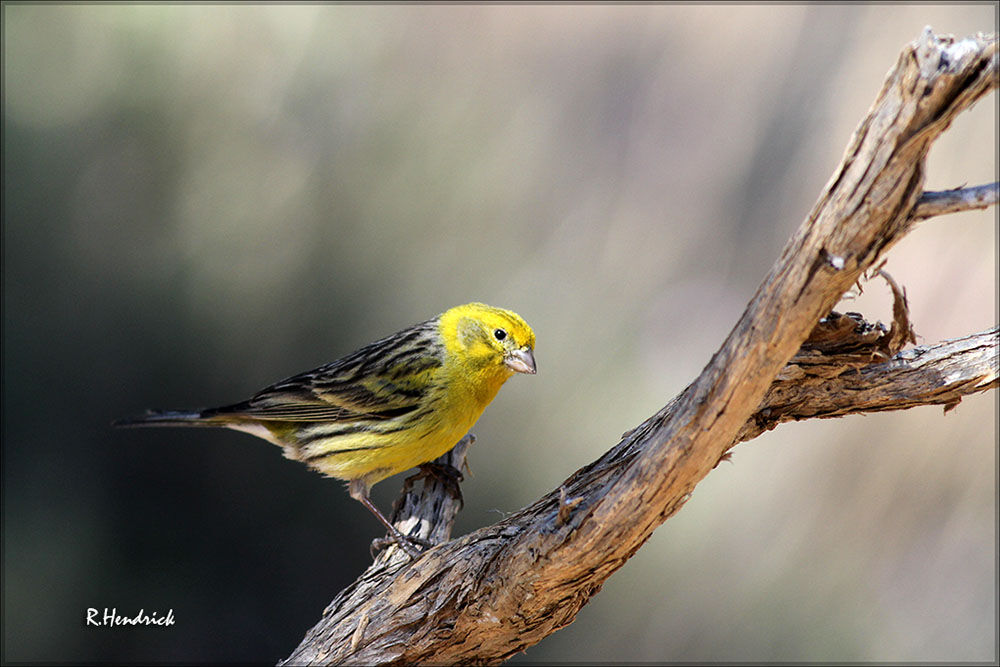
209 318 442 424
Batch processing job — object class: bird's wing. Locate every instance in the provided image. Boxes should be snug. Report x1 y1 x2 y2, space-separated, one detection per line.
211 322 443 423
225 378 422 422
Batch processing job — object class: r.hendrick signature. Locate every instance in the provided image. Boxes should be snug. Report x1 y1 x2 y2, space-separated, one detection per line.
85 607 175 627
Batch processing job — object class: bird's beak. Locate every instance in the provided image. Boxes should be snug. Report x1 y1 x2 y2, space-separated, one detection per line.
504 347 536 374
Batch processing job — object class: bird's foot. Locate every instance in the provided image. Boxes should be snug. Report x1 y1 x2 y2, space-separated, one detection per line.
370 533 434 560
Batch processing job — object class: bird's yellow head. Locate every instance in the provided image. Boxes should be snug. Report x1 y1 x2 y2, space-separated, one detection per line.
438 302 536 379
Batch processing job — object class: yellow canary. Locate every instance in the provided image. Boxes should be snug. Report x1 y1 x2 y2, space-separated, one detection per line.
115 303 536 557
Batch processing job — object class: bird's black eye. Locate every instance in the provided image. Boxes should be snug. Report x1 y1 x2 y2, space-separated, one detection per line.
493 328 507 341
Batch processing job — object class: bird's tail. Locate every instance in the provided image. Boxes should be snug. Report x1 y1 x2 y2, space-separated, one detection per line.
112 409 220 429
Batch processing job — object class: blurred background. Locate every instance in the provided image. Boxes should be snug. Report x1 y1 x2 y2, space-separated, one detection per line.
3 4 996 663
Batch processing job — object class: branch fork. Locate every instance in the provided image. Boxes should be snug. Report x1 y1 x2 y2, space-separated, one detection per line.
282 29 998 665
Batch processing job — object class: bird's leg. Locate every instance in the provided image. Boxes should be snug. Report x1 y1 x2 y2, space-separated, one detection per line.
348 479 429 560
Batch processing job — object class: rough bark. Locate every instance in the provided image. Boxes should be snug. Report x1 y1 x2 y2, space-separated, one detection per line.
738 278 998 443
282 29 998 666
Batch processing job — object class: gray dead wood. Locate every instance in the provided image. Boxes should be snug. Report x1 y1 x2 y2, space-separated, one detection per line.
913 183 998 220
282 29 998 666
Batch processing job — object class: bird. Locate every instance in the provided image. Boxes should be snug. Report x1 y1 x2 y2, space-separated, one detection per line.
114 302 536 558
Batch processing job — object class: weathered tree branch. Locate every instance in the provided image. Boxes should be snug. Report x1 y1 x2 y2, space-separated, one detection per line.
282 29 998 665
739 320 998 443
912 182 999 220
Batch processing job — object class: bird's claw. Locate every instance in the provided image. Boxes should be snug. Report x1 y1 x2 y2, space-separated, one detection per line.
370 533 434 559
